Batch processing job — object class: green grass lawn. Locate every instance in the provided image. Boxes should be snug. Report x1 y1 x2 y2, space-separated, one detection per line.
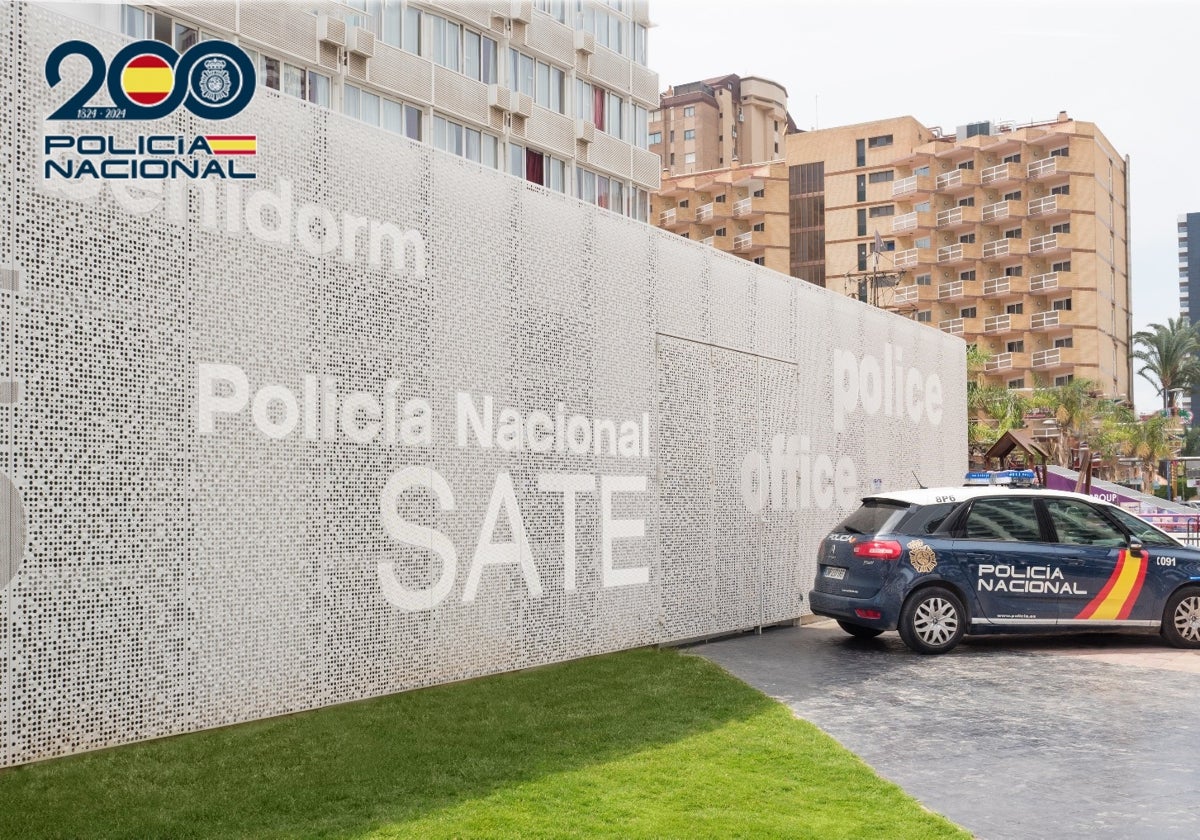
0 647 968 839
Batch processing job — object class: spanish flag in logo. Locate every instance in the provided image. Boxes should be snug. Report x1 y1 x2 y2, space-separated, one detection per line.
1074 549 1148 621
204 135 258 156
121 54 173 107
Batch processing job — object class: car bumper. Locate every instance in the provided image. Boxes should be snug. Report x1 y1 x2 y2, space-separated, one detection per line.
808 589 899 630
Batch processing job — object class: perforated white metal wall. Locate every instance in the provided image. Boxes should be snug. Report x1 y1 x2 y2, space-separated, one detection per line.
0 5 966 766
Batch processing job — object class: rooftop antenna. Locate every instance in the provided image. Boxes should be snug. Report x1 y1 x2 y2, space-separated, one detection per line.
912 471 926 490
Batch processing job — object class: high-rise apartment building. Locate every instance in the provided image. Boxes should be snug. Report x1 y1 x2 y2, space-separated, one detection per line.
61 0 660 219
786 113 1133 400
651 160 790 273
1179 212 1200 415
650 74 792 176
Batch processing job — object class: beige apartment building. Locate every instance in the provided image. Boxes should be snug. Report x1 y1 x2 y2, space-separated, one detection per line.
786 113 1133 400
651 160 790 273
59 0 661 219
650 74 792 176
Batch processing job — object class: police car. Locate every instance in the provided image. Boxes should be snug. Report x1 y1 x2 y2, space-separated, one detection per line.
808 471 1200 654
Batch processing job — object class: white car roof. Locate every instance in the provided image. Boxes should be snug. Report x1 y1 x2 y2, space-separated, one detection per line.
867 485 1112 507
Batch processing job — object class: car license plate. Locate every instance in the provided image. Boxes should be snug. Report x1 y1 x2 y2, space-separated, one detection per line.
824 566 846 580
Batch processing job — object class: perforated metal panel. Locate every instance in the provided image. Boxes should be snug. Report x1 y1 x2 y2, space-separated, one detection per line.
2 5 966 767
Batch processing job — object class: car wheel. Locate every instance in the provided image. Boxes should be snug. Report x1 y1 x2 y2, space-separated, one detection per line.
1161 587 1200 649
836 620 884 639
898 586 966 655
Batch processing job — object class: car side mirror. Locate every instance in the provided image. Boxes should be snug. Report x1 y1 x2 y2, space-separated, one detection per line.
1128 538 1143 553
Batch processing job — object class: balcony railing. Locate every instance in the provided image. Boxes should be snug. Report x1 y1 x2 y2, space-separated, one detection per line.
984 314 1010 333
981 162 1022 184
696 203 713 222
938 281 964 300
1031 311 1060 329
1028 195 1057 216
985 351 1013 371
981 200 1020 223
1030 271 1060 293
1028 157 1057 178
1030 233 1059 253
983 239 1024 259
733 232 755 251
893 211 918 233
937 244 962 263
1032 348 1061 368
894 247 920 269
935 168 980 190
701 236 714 246
893 285 921 305
936 207 962 227
659 208 676 226
939 318 964 335
983 277 1012 296
732 197 755 218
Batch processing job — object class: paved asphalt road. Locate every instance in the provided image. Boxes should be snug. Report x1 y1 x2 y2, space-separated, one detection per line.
689 621 1200 840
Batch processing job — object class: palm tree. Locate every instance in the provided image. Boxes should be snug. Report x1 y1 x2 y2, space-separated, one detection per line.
1124 412 1178 495
1131 318 1200 411
1028 378 1125 468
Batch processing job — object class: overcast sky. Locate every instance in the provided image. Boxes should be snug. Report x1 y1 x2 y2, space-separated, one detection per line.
648 0 1191 412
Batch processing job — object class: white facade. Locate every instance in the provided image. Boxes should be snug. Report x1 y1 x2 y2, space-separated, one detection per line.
1 4 965 766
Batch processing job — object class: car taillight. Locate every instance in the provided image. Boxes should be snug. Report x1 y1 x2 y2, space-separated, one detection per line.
852 540 903 560
855 609 882 620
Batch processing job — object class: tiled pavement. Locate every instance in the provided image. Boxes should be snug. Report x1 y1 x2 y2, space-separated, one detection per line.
689 621 1200 840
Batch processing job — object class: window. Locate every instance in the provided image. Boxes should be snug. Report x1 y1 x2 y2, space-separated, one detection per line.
1054 374 1075 387
534 0 567 23
1051 184 1070 195
121 4 148 38
957 160 974 170
857 243 868 271
959 233 976 244
1108 507 1181 547
961 497 1042 542
915 274 931 286
1044 499 1125 546
509 143 565 189
960 270 976 281
1052 260 1072 272
684 152 696 164
1003 153 1021 164
1052 298 1072 311
1052 222 1071 234
382 99 422 140
753 256 766 266
678 200 689 208
306 71 330 107
576 167 625 213
649 132 661 145
174 21 199 52
715 227 726 237
1054 336 1073 348
915 201 931 212
1004 265 1023 277
868 134 893 148
683 129 695 140
868 205 895 218
1050 146 1069 157
1003 190 1021 201
633 23 647 65
431 15 461 71
868 170 895 183
1006 303 1023 315
753 222 765 232
633 105 649 149
915 236 931 249
856 174 866 202
914 165 931 176
512 50 563 113
960 306 977 319
917 310 932 323
753 188 765 198
683 106 695 117
1005 227 1022 239
402 6 421 54
576 80 616 132
715 194 726 203
855 139 866 167
631 188 649 222
1007 378 1025 390
958 197 975 207
1007 340 1024 353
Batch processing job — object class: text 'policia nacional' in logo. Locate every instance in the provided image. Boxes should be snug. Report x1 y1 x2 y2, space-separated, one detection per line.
43 38 258 181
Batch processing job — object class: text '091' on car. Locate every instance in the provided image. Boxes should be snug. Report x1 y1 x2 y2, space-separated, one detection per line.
808 471 1200 654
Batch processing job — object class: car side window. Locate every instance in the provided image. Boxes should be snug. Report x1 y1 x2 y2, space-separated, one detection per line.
1106 507 1181 548
961 497 1042 542
1043 498 1126 547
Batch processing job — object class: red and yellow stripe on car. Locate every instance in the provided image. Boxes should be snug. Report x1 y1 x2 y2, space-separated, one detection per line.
204 135 257 155
1074 549 1148 620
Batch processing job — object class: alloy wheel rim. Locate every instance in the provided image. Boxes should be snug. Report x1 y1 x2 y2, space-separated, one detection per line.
1174 595 1200 642
914 597 958 646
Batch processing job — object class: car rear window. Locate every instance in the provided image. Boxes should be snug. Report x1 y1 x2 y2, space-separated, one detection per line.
836 499 912 535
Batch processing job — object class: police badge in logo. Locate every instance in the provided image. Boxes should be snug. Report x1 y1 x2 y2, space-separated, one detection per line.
198 57 232 103
907 539 937 573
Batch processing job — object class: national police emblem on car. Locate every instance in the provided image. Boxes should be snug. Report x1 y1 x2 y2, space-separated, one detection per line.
907 539 937 573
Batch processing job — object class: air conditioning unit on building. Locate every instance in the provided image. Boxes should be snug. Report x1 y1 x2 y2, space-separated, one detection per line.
347 26 375 58
574 29 595 54
575 118 594 144
509 0 532 22
488 84 511 112
512 93 533 118
316 14 346 47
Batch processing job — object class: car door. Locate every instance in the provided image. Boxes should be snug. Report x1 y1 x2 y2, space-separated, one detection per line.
1041 497 1151 625
952 495 1062 626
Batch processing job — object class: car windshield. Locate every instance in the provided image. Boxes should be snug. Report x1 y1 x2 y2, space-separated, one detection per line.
835 499 912 535
1106 507 1181 548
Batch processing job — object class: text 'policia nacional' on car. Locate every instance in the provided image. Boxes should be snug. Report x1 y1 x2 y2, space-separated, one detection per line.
808 470 1200 654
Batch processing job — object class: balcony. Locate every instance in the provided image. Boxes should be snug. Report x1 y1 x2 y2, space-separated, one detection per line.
1028 157 1058 179
892 211 919 233
981 200 1025 223
937 280 965 300
982 238 1028 259
936 206 980 230
696 202 714 223
982 276 1027 297
981 162 1024 186
700 236 714 246
936 242 981 264
1029 231 1076 254
894 247 933 269
659 205 695 229
1031 310 1061 330
893 285 922 305
985 351 1013 372
732 197 763 220
892 174 935 197
939 318 964 335
983 313 1028 335
1028 195 1058 217
733 231 763 253
1029 271 1060 293
1032 348 1063 368
935 168 981 192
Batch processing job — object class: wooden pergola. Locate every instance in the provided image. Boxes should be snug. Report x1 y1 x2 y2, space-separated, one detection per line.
984 429 1051 487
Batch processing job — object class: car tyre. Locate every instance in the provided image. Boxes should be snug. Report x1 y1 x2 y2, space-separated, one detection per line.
1161 586 1200 649
836 620 884 639
898 586 966 655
